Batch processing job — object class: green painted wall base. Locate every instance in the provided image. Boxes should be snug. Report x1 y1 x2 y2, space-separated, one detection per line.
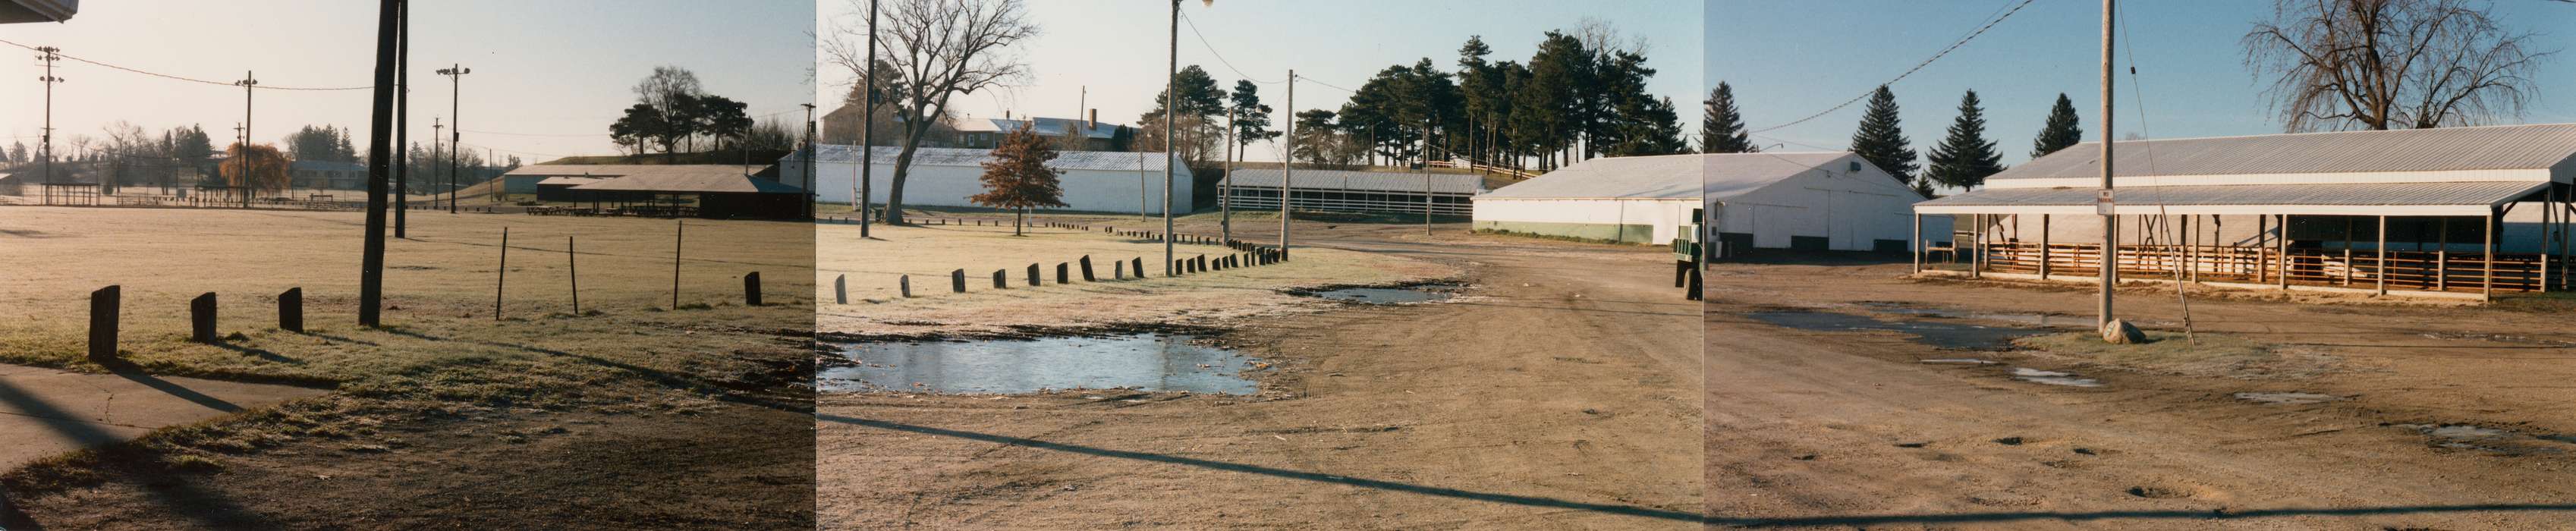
1474 220 1659 245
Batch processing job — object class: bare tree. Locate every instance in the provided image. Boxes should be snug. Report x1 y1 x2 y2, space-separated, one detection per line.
2242 0 2553 131
825 0 1038 225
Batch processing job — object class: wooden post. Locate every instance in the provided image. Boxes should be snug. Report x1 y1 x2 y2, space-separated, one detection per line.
2257 215 2269 284
672 219 684 309
568 236 580 315
2039 214 2051 279
495 227 508 319
1133 257 1144 278
835 274 848 304
1115 260 1126 280
89 285 118 363
900 275 911 298
744 272 762 306
190 292 218 344
1027 263 1040 287
2439 217 2450 291
993 270 1008 289
2342 217 2354 286
279 287 304 332
1080 256 1096 281
2279 214 2291 290
2377 215 2388 296
951 269 966 293
1056 262 1069 284
2485 212 2496 299
1911 213 1922 274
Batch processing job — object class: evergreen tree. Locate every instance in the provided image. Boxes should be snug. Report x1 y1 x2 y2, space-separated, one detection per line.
1701 82 1757 153
1925 90 2006 192
2030 93 2083 159
1848 85 1920 192
1226 80 1279 163
1606 96 1690 156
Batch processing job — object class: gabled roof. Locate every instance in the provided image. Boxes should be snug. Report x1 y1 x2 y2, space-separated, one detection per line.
1701 151 1905 200
951 117 1121 139
504 164 753 178
1917 181 2544 216
1991 123 2576 188
1226 168 1484 194
566 168 805 194
534 176 607 187
794 145 1179 172
1478 153 1703 201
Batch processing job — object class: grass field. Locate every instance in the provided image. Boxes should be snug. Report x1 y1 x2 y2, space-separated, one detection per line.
0 206 817 528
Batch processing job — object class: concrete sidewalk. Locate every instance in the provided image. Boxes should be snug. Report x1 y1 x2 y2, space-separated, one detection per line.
0 363 332 472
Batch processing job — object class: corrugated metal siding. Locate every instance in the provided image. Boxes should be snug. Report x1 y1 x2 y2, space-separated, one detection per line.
1226 168 1483 194
1478 153 1702 200
1920 181 2544 208
800 145 1172 172
1995 123 2576 181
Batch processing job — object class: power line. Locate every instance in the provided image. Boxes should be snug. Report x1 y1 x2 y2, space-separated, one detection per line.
1178 11 1284 85
1748 0 2037 134
0 37 372 91
461 129 608 137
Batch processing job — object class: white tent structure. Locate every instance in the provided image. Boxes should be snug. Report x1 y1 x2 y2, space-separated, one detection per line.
784 145 1193 215
1472 154 1703 244
1704 152 1927 257
1914 123 2576 300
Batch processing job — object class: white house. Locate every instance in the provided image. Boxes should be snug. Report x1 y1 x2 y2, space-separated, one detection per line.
1706 151 1928 256
1472 153 1703 245
785 145 1193 215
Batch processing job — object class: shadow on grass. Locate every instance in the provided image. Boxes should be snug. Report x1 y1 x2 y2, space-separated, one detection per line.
818 414 1701 523
374 328 807 414
209 341 301 365
0 378 273 529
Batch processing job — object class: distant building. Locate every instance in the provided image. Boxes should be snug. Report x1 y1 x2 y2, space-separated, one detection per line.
1472 154 1703 245
514 164 808 220
784 145 1191 215
950 114 1121 151
290 160 368 190
1224 168 1484 216
1705 152 1926 256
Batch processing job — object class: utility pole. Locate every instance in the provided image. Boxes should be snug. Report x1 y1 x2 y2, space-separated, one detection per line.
361 0 402 328
35 46 61 187
394 0 410 237
857 0 878 237
236 71 258 152
439 64 470 213
1422 116 1433 235
432 117 442 209
2097 0 2118 331
804 102 817 220
1281 69 1294 257
1163 0 1178 277
1222 106 1235 243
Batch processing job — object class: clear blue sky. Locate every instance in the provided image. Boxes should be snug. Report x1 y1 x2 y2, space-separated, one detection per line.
816 0 1704 163
1709 0 2576 168
0 0 812 163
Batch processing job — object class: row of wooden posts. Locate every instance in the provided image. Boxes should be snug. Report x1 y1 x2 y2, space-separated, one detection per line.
823 218 1293 304
84 285 300 364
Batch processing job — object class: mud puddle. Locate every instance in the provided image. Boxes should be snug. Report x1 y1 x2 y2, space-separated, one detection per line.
2394 423 2576 455
1299 284 1461 304
820 333 1261 394
2235 391 2342 404
1744 310 2046 350
2010 367 2104 387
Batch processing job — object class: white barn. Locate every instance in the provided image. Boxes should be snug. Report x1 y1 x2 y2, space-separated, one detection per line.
1472 154 1703 245
785 145 1193 215
1705 152 1928 256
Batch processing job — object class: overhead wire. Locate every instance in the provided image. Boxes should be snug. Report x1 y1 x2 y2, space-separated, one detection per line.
1748 0 2037 134
0 36 373 91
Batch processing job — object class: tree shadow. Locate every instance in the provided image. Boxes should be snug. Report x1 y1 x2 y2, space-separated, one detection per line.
98 360 242 413
818 414 1701 523
0 375 273 529
209 341 302 365
1710 504 2576 527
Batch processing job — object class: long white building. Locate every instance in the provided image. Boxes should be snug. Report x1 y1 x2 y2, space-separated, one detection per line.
783 145 1193 215
1472 154 1703 245
1706 152 1928 256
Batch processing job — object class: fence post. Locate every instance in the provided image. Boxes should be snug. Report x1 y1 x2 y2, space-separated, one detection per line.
1080 256 1096 281
744 272 763 306
1115 260 1126 280
568 235 581 315
835 274 848 304
1134 257 1144 277
279 287 303 332
89 285 120 363
900 275 912 298
495 227 509 320
1056 262 1069 284
190 292 218 343
993 270 1008 289
1027 263 1041 287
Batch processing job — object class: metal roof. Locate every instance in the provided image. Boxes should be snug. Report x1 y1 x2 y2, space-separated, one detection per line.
566 169 805 194
1917 181 2546 216
534 176 607 187
1477 153 1703 201
795 145 1175 172
1700 151 1904 200
1226 168 1484 194
505 165 755 178
951 117 1121 139
1993 123 2576 186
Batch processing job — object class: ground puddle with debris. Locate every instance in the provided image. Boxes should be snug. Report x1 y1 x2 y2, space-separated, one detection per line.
2235 391 2342 404
821 333 1260 394
2010 368 2104 388
1744 310 2046 350
1302 285 1458 304
2396 423 2576 455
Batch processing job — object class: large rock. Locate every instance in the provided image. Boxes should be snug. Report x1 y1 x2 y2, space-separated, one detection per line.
2100 319 2147 344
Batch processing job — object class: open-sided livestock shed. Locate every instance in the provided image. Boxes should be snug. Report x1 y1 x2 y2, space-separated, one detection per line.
785 145 1193 215
1222 168 1483 215
567 167 808 220
1705 152 1927 257
1913 123 2576 300
1472 153 1702 244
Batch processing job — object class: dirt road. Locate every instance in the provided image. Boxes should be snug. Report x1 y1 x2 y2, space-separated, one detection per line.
1706 256 2576 529
819 217 1703 529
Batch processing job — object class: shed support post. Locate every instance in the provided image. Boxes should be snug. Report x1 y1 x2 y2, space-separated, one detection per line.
2039 214 2052 280
2278 214 2291 290
2485 211 2496 300
2438 218 2450 291
1911 213 1922 275
2376 215 2388 296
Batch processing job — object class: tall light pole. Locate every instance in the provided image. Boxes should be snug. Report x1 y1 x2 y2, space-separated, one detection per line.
1222 106 1235 243
1421 115 1433 235
431 117 442 207
235 71 258 193
2097 0 2118 331
360 0 403 328
1163 0 1179 276
35 46 62 187
438 64 470 213
804 102 818 220
393 0 410 237
1281 69 1294 258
